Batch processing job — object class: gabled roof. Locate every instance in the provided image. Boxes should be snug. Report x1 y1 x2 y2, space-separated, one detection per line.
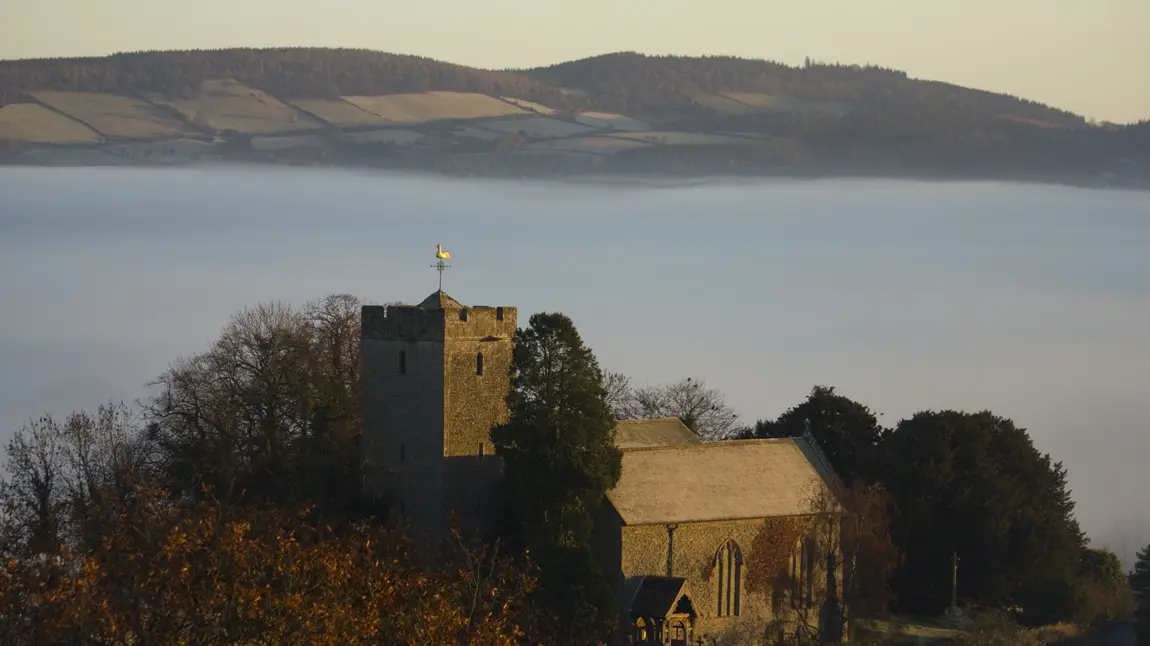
627 576 693 619
605 436 842 526
614 418 701 449
417 290 463 310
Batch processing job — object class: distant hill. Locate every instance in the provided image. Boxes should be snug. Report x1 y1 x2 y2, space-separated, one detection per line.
0 48 1146 186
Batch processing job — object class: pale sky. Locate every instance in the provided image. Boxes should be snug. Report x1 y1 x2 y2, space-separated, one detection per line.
0 0 1148 122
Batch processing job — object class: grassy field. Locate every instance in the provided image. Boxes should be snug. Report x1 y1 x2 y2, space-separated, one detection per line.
343 92 528 124
479 117 597 138
30 91 200 139
146 79 324 135
287 98 391 126
692 93 764 115
722 92 853 116
450 125 503 141
499 97 558 115
572 111 652 131
0 103 103 144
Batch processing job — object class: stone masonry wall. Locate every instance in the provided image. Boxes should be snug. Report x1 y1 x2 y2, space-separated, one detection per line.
623 519 773 644
361 301 516 540
361 335 446 537
442 305 516 531
620 517 840 646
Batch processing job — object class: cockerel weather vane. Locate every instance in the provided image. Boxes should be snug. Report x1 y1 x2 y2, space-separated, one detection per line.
432 243 451 291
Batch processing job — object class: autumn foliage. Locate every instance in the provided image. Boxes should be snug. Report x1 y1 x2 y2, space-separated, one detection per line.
0 481 573 645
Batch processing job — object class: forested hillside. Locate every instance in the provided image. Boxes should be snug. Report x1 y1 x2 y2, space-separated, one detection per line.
1 48 1145 184
0 47 1090 127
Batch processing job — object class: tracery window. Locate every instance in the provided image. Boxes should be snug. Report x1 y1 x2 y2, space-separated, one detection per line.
714 539 743 617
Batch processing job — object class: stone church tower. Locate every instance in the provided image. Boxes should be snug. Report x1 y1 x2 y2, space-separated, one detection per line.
360 290 516 539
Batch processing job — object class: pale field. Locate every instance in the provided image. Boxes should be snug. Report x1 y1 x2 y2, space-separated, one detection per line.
720 92 853 117
522 136 651 155
449 126 502 141
571 111 651 131
29 91 201 139
146 79 324 135
612 131 760 146
499 97 557 115
478 117 597 138
250 134 328 151
0 103 103 144
692 93 764 115
342 92 528 124
287 98 390 126
337 129 425 145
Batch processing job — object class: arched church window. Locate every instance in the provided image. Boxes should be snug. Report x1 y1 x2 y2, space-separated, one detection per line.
792 536 817 609
496 307 504 321
476 352 484 376
714 539 743 617
399 350 406 374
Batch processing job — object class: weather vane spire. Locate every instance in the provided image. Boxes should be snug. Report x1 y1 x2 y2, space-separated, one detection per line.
432 243 452 291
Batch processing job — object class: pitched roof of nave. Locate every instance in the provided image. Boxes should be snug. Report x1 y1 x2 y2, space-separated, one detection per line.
605 435 842 526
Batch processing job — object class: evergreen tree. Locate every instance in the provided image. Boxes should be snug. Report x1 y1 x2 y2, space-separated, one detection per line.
491 312 622 638
881 410 1085 624
743 385 885 484
1137 591 1150 645
1130 542 1150 596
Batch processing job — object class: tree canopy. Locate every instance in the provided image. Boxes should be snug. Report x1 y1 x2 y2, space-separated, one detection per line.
490 312 621 637
881 411 1085 624
741 385 885 484
608 375 740 440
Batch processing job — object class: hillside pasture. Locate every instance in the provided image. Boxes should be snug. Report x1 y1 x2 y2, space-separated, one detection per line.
479 117 597 138
146 79 324 135
721 92 852 116
450 126 502 141
343 92 528 124
692 93 764 115
611 131 760 146
29 91 201 139
287 98 390 126
337 129 424 145
522 136 651 155
572 111 651 131
499 97 558 115
0 103 103 144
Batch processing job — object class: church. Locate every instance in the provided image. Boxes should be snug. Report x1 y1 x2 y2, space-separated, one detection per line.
360 290 846 646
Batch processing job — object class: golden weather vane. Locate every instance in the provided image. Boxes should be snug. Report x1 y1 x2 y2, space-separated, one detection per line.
432 243 452 291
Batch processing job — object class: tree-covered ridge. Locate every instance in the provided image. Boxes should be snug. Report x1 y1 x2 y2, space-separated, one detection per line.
526 52 1084 126
0 47 575 107
0 47 1087 128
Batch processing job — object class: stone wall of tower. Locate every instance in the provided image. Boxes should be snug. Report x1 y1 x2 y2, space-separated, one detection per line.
360 300 516 540
442 305 516 534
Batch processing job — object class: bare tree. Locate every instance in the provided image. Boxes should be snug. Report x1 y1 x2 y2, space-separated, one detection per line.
602 371 640 420
143 294 364 510
1 417 65 555
754 480 898 645
630 377 740 441
0 402 146 557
